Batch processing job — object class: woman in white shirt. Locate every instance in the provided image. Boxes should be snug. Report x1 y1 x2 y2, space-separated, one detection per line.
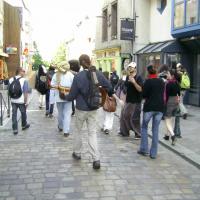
51 61 74 137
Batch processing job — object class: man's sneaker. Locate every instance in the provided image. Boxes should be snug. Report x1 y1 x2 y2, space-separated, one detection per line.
48 114 53 118
13 131 18 135
171 135 176 145
118 132 129 137
182 113 187 120
104 129 109 134
72 152 81 160
137 150 149 156
176 135 182 138
149 155 156 159
45 112 49 117
22 124 30 131
64 133 69 137
134 134 141 140
93 160 101 170
163 135 170 140
58 126 63 132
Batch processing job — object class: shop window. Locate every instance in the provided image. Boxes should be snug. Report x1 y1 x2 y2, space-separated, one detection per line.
166 54 180 68
174 0 185 28
111 1 117 39
157 0 167 14
102 8 108 42
186 0 198 25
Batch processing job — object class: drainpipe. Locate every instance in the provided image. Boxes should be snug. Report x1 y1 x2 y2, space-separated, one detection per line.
132 0 136 61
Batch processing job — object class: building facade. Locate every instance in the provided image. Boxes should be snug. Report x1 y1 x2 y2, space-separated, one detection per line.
3 0 32 78
134 0 176 78
94 0 133 75
134 0 200 106
171 0 200 106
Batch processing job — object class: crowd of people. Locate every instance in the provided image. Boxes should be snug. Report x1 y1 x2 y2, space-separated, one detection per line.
8 53 190 169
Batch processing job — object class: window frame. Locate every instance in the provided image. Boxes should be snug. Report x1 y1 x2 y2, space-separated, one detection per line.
157 0 167 14
173 0 200 30
173 0 185 29
102 7 108 42
185 0 199 26
111 1 118 40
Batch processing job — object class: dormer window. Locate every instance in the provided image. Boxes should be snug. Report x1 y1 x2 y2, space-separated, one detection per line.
157 0 167 14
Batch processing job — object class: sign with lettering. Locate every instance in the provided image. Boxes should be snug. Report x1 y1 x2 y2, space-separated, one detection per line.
120 19 135 41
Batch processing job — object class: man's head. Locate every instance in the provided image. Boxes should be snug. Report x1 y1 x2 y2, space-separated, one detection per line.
16 67 25 77
127 62 137 76
57 61 70 73
79 54 91 69
147 65 157 75
69 59 80 73
176 63 183 71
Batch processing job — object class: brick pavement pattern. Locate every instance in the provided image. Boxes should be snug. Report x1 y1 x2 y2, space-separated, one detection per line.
0 92 200 200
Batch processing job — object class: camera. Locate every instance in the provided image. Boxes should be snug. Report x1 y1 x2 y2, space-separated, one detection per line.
158 71 168 79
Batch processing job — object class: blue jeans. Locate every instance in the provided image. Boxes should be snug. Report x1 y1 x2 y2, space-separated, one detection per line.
139 111 163 158
56 102 72 133
46 90 54 114
11 103 27 132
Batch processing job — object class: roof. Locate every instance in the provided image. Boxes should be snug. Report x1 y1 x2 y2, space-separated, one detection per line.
135 40 186 54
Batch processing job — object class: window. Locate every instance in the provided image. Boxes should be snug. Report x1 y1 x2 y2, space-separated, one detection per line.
186 0 198 25
111 2 117 39
102 9 108 42
174 0 184 28
157 0 167 14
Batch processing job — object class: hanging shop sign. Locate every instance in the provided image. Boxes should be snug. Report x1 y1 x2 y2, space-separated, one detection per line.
120 19 135 41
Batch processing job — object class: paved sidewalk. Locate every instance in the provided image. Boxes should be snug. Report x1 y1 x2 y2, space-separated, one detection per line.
0 91 200 200
158 105 200 169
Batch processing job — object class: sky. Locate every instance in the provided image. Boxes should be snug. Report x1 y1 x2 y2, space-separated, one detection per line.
27 0 101 61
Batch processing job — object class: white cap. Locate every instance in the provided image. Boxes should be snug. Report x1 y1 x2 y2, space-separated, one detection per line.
176 63 182 68
128 62 137 69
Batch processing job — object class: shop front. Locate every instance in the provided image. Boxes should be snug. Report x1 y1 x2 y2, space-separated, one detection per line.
171 0 200 106
94 47 132 76
136 40 182 78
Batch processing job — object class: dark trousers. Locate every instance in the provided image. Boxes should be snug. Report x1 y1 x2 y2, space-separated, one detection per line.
46 90 54 114
120 102 141 136
72 101 75 114
12 103 27 132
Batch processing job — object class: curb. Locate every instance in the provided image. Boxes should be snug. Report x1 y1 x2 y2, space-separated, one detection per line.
148 134 200 170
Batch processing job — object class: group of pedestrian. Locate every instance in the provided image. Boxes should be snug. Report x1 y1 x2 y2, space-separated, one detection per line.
8 53 190 169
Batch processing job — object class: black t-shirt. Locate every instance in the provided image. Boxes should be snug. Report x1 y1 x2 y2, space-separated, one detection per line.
143 78 165 113
125 75 143 103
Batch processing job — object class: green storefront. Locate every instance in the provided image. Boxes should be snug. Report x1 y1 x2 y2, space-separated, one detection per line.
94 47 132 76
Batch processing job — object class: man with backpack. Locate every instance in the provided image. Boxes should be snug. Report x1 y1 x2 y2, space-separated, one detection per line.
176 63 190 119
8 67 30 135
65 54 113 170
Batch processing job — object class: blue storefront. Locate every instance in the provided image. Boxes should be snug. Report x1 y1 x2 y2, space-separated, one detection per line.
171 0 200 106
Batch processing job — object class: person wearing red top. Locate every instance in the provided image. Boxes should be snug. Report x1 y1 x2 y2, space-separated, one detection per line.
138 65 165 159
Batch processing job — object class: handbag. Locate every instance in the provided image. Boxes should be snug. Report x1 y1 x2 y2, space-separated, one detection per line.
103 95 117 112
59 91 66 100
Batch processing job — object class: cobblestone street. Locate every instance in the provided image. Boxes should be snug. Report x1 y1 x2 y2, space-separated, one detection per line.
0 93 200 200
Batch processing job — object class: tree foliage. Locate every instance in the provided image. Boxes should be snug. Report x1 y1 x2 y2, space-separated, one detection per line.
32 41 43 71
52 42 67 64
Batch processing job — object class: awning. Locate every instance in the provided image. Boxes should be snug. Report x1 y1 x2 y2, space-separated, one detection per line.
135 40 186 54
